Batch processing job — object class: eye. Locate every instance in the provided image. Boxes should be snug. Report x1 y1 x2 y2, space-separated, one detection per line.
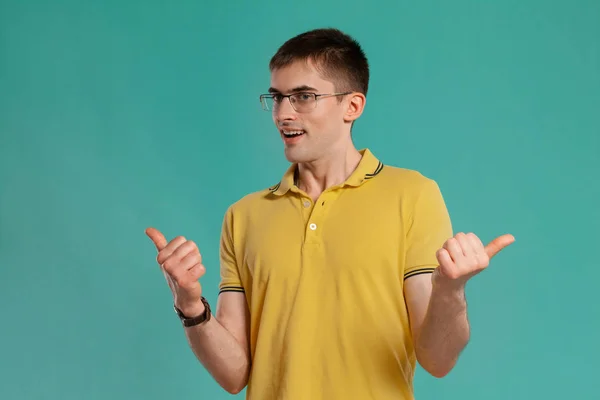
272 94 284 102
297 93 313 101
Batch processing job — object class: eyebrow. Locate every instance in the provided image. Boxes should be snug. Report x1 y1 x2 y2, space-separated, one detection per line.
268 85 319 94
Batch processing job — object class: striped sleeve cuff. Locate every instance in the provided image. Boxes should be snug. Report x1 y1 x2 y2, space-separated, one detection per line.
404 267 436 280
219 285 245 294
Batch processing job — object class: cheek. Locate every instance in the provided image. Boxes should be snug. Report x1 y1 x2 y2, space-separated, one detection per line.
308 110 337 131
315 114 341 134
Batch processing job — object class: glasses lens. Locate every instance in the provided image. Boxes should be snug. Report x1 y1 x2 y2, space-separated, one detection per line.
260 93 317 112
260 95 274 111
290 93 316 112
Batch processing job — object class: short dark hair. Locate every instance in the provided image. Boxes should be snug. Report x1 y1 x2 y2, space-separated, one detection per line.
269 28 370 97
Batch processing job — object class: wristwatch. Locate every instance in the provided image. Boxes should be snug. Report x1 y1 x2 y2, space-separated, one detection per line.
174 297 211 327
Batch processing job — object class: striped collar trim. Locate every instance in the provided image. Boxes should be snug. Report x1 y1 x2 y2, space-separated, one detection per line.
268 148 384 195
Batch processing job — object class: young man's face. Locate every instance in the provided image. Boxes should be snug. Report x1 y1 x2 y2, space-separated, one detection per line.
268 60 356 164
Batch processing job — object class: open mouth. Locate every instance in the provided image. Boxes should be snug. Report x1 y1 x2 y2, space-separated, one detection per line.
281 130 306 138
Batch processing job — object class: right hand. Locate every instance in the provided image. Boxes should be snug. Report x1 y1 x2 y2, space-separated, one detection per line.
146 227 206 317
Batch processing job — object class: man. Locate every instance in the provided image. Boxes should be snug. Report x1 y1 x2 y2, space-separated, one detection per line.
146 28 514 399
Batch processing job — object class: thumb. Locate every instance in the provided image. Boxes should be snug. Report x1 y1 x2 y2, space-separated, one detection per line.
145 227 168 252
485 234 515 259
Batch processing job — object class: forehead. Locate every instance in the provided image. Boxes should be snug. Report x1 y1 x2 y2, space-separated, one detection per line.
269 60 335 93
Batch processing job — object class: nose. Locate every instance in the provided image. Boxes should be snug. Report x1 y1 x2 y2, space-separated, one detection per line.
273 97 297 123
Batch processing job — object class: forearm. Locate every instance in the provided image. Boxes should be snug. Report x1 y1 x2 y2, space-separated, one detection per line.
415 284 470 378
183 308 250 394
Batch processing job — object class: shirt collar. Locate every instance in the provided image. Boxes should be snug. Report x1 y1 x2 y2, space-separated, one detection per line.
268 148 384 196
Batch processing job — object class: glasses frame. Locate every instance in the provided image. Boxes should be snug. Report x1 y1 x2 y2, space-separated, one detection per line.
259 91 353 113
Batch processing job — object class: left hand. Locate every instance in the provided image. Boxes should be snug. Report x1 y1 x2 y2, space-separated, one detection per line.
433 232 515 288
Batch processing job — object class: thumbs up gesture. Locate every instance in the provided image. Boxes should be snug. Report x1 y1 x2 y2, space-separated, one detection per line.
433 232 515 288
146 227 206 316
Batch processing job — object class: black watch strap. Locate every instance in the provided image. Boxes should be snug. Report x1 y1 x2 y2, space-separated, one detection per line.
174 297 211 327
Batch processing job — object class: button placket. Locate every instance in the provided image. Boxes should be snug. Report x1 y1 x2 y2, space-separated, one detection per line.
304 192 333 243
301 197 315 240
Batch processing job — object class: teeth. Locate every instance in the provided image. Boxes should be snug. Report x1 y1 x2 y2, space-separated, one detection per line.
283 130 304 136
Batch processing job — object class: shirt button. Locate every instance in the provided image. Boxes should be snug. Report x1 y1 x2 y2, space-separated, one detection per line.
309 223 317 230
303 200 311 208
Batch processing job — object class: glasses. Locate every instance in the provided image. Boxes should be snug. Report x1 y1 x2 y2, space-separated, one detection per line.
259 92 352 113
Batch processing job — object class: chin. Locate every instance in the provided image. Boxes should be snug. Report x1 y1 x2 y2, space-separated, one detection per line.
283 147 313 164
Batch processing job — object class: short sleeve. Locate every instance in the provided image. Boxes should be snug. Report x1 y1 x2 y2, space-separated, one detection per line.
218 206 244 294
404 178 453 280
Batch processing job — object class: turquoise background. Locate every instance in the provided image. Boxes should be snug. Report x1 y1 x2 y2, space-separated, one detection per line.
1 0 598 399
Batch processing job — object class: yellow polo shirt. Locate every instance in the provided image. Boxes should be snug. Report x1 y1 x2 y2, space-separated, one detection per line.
218 149 453 400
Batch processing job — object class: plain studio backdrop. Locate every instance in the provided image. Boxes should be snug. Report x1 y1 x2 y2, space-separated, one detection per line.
0 0 598 399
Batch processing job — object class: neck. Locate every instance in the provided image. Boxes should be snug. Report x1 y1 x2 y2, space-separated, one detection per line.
296 145 363 201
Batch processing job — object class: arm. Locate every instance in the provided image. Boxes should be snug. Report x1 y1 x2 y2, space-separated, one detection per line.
183 204 253 393
403 178 461 377
404 232 515 378
145 225 252 395
180 292 251 394
402 178 514 378
404 273 469 378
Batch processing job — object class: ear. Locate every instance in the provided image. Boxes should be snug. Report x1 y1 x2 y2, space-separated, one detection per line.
343 93 366 123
